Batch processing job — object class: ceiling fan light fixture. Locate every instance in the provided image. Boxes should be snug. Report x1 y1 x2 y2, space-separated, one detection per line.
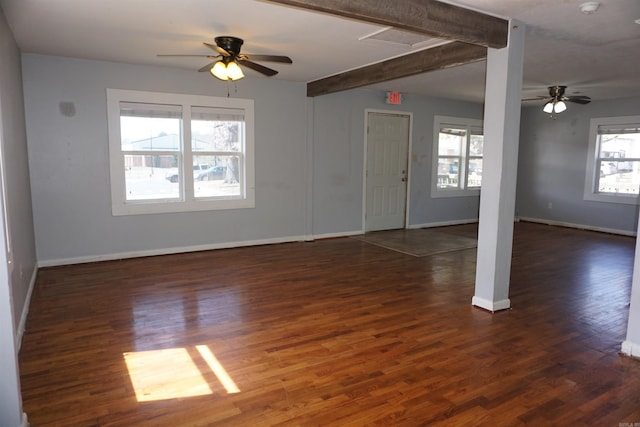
161 35 290 80
554 100 567 113
534 85 590 114
211 61 229 80
210 59 245 81
226 61 244 81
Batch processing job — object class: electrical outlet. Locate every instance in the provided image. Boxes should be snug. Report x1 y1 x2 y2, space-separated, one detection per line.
547 202 553 209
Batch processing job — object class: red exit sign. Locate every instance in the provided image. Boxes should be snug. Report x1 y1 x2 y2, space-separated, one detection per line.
386 91 402 105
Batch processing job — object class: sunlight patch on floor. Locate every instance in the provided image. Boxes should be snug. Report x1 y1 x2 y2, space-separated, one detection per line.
196 345 240 394
124 345 240 402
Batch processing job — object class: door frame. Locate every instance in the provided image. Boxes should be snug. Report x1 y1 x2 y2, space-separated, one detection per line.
362 109 413 232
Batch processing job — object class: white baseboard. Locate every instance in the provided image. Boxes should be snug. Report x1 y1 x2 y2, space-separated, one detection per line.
472 296 511 312
37 230 373 268
313 230 363 240
408 218 478 229
36 217 633 268
621 340 640 359
38 234 309 268
517 216 636 237
21 413 28 427
16 266 37 352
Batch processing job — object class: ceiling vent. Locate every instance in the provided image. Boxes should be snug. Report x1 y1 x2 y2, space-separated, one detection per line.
360 27 441 48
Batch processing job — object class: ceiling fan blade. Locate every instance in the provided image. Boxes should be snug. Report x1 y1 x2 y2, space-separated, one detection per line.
203 42 230 57
565 95 591 104
243 54 292 64
238 59 278 77
522 96 549 101
157 54 217 58
198 61 217 72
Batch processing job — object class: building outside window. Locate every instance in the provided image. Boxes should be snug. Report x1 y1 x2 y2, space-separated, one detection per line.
107 89 254 215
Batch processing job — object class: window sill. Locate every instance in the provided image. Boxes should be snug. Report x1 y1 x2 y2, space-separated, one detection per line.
431 188 481 198
112 196 255 216
583 192 640 206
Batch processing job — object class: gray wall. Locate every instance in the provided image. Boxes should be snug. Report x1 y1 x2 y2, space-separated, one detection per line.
23 54 486 263
517 99 640 233
23 53 640 265
0 7 37 335
311 90 484 236
0 4 35 425
22 54 309 263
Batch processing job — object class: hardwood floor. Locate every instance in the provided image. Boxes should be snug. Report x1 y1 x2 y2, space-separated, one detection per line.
19 222 640 426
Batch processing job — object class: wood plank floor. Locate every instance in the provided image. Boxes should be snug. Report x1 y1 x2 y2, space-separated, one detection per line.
19 222 640 426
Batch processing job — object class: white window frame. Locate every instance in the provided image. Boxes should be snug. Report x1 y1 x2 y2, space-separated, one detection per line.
431 115 483 198
107 89 255 215
583 115 640 205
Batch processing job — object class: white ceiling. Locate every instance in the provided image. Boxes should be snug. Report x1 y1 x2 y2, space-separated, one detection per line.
1 0 639 104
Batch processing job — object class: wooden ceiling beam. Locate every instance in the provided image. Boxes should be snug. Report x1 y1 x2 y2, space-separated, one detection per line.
263 0 508 49
306 41 486 97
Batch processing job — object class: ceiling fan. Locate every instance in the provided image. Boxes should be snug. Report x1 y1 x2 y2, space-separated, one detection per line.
524 85 591 114
158 36 292 81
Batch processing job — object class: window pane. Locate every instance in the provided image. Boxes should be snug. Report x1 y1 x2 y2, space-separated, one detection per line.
125 155 180 200
431 116 483 197
467 158 483 188
120 103 182 152
598 160 640 195
437 158 460 189
598 132 640 158
194 155 241 199
438 128 464 156
596 129 640 195
469 133 484 156
108 89 255 214
191 106 243 152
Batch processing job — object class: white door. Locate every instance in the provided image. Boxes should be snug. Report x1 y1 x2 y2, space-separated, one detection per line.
365 112 410 232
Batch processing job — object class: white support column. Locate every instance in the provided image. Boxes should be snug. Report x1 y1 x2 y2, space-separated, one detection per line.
0 96 25 427
0 273 25 427
472 20 525 312
622 213 640 358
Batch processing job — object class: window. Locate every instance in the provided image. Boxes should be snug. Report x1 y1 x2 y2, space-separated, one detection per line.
584 116 640 205
431 116 483 197
107 89 254 215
